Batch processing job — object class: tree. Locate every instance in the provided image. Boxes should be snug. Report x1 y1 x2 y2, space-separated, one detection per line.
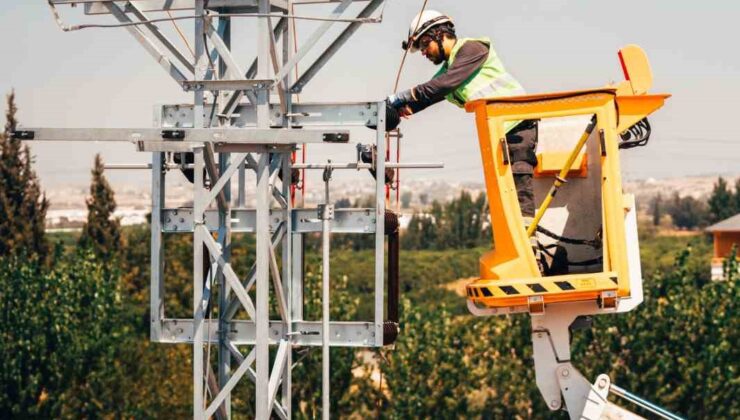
400 191 413 209
574 244 738 418
651 193 662 226
402 191 489 250
666 192 707 229
78 154 122 258
707 176 735 224
0 252 126 418
0 90 49 259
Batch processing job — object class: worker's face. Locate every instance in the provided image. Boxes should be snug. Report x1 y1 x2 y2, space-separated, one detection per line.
418 35 443 65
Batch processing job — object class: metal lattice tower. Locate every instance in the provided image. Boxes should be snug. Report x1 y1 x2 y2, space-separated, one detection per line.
21 1 442 418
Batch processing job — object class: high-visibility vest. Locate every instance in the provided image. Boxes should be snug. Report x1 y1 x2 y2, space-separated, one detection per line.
434 37 526 131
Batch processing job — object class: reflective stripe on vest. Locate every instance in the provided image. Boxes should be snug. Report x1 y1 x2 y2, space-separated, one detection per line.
434 37 526 132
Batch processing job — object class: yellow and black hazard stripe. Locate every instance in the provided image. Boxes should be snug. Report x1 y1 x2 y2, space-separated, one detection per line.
465 272 619 308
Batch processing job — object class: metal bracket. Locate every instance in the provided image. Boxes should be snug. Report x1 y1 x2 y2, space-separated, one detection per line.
322 132 349 143
162 129 185 140
528 295 545 314
556 366 611 420
500 137 511 165
599 290 618 309
11 130 35 140
318 204 335 221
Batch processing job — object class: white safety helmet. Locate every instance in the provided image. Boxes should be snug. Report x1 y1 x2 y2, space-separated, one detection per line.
402 10 454 53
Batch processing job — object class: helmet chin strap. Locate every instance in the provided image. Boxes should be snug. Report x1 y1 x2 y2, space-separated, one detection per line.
433 30 447 62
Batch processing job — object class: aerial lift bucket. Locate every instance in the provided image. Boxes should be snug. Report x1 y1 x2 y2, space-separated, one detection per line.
463 45 671 315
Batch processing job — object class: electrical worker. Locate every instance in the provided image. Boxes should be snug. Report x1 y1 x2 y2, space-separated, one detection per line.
388 10 538 219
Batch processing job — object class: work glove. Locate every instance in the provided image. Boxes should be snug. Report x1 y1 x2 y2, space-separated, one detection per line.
365 99 401 131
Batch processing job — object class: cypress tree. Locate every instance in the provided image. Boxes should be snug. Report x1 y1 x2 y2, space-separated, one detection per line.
708 176 734 224
0 90 49 259
651 193 663 226
78 154 122 258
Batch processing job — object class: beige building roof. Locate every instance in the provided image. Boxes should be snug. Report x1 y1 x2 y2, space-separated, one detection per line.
706 213 740 232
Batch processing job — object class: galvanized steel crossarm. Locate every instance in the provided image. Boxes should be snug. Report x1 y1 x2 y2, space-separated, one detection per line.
161 101 380 128
15 127 347 144
161 207 377 233
160 319 379 346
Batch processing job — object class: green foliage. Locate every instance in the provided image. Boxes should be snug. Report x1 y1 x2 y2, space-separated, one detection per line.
289 270 361 419
78 154 122 259
353 300 543 419
651 193 662 226
722 244 738 282
404 191 489 250
707 176 736 224
0 252 123 418
400 191 413 209
5 199 736 418
0 90 48 259
573 244 739 418
665 191 708 229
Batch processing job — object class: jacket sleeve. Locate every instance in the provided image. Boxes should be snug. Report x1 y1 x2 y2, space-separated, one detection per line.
407 41 489 113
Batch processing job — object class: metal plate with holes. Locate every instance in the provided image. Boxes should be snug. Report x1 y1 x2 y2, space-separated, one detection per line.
293 208 375 234
158 319 378 347
160 102 379 128
162 208 376 234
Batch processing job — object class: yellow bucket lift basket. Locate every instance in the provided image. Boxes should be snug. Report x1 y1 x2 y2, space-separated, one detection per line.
464 45 670 314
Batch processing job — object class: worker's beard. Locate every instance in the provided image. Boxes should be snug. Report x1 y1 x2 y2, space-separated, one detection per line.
426 51 444 65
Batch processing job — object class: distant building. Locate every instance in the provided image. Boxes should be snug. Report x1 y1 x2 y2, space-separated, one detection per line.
706 213 740 280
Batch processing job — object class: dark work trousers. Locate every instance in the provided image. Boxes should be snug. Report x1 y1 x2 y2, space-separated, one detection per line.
506 121 538 217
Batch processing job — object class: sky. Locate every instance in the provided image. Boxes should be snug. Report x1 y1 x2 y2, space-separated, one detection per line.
0 0 739 191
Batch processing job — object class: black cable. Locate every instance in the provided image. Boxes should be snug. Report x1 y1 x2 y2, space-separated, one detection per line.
538 243 603 267
536 225 601 248
619 118 651 149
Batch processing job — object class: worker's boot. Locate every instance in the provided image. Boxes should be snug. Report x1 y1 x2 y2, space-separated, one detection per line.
548 245 570 275
359 144 395 185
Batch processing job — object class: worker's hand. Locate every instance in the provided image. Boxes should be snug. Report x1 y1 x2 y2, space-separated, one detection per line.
398 105 414 118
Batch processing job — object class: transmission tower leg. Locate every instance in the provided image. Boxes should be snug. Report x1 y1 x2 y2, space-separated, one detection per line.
281 154 294 419
150 152 165 342
374 102 387 344
193 1 207 417
320 167 334 420
217 15 233 420
280 10 295 417
255 152 271 419
218 152 233 419
255 0 272 418
193 146 207 420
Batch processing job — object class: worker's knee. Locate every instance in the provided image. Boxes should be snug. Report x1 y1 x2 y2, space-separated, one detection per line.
514 174 535 217
507 121 539 174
